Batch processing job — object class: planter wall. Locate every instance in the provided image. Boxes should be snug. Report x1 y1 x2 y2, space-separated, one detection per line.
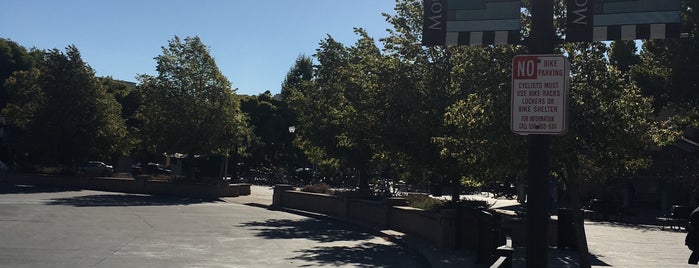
282 190 345 217
273 185 481 249
5 173 250 199
347 199 384 226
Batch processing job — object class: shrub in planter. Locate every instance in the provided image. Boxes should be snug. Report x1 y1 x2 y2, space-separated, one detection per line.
301 183 334 195
460 198 494 210
406 193 446 211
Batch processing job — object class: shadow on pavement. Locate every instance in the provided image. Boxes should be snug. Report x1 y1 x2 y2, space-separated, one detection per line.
515 248 611 267
0 184 81 194
240 218 421 267
586 220 670 232
239 218 374 243
45 194 220 207
292 243 419 268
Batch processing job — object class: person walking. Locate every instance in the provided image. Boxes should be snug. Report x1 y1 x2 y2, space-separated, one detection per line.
687 205 699 264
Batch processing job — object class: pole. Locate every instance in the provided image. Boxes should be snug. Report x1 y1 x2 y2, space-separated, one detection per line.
526 0 554 268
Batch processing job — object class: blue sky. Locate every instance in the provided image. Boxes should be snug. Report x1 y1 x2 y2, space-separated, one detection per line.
0 0 397 96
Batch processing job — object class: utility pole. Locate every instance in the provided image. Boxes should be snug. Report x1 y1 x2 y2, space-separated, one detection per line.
526 0 554 268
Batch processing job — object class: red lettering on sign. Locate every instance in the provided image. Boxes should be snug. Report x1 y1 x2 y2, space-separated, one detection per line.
513 56 538 79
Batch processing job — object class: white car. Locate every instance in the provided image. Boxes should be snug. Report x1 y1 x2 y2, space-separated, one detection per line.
79 161 114 177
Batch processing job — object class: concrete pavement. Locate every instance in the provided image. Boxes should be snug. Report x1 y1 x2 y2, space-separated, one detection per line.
0 184 423 268
232 186 696 268
227 186 479 268
3 183 693 267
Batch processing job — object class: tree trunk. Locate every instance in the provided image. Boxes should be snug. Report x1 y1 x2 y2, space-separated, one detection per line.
451 176 461 205
358 166 369 195
219 155 226 180
565 158 591 268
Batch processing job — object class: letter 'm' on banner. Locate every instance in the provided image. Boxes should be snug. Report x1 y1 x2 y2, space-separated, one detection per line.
422 0 447 46
566 0 593 42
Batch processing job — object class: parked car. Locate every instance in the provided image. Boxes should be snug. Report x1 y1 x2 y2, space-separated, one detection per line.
132 162 171 176
79 161 114 177
0 161 8 179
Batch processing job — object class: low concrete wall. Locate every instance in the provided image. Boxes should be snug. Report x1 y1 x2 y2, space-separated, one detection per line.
144 180 218 199
7 174 85 188
273 185 479 249
87 177 143 193
235 183 251 195
272 185 559 250
501 216 557 247
347 199 384 226
282 190 345 217
389 205 444 244
5 173 251 199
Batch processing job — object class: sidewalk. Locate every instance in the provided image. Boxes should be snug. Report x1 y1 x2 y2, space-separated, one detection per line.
224 185 480 268
226 186 695 267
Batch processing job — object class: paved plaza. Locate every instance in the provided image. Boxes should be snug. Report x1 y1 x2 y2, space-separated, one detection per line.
1 183 696 267
231 186 699 267
0 185 423 268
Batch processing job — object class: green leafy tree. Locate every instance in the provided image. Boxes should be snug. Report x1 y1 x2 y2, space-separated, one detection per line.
0 38 37 110
291 33 372 191
136 36 249 171
632 0 699 127
240 91 296 170
437 45 526 185
628 0 699 187
3 46 129 164
609 41 641 74
558 42 658 183
380 0 464 189
280 55 314 101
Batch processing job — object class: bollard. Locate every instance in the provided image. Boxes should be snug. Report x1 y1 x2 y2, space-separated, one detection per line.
272 184 293 208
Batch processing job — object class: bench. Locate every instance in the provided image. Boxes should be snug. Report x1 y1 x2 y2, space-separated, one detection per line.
658 205 692 231
585 198 623 221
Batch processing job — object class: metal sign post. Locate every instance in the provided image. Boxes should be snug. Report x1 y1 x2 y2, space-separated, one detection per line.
526 1 554 267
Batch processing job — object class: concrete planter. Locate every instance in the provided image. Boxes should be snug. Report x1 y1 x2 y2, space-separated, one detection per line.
272 184 480 249
7 174 251 199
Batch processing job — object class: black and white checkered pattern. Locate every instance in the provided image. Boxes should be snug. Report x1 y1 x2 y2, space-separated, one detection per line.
445 30 520 45
592 23 682 41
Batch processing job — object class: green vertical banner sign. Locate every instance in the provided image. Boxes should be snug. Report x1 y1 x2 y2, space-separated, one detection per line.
423 0 448 46
422 0 521 46
566 0 682 42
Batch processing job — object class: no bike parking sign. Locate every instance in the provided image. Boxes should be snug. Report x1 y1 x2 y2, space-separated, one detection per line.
511 55 569 135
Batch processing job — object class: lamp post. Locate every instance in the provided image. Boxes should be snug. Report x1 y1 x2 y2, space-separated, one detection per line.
287 126 296 182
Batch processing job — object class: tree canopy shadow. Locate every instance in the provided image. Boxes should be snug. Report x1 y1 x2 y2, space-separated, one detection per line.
292 243 423 268
239 218 374 243
240 218 424 267
515 248 610 267
46 193 219 207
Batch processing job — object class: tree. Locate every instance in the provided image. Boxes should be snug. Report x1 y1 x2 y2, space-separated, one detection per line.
280 55 314 101
3 46 129 164
0 38 36 111
632 0 699 128
437 45 527 184
380 0 466 191
556 42 658 183
609 41 641 74
240 91 297 170
136 36 249 176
